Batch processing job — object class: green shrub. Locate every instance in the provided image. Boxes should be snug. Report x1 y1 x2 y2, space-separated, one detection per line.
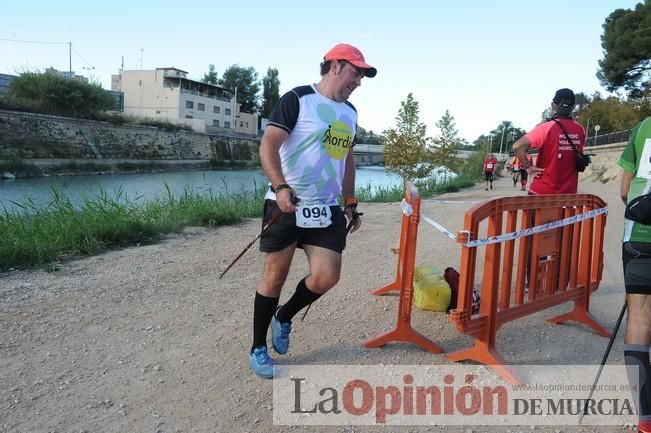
8 71 115 118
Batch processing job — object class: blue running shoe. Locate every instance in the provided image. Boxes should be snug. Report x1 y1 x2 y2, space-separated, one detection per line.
271 308 292 355
249 346 274 379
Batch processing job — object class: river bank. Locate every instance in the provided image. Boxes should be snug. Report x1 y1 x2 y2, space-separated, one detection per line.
0 174 634 433
0 158 262 179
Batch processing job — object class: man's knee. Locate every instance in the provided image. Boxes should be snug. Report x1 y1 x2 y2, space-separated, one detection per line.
307 273 340 293
259 267 290 296
626 307 651 345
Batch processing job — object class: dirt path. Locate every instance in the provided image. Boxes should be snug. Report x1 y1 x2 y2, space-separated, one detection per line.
0 174 635 433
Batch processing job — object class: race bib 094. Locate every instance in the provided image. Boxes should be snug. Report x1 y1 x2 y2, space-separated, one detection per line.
295 202 332 228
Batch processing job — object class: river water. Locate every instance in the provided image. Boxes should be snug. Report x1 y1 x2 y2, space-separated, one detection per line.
0 167 404 212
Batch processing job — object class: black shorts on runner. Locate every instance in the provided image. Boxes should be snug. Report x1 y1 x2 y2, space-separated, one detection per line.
484 171 494 182
259 199 347 253
519 168 528 182
622 242 651 294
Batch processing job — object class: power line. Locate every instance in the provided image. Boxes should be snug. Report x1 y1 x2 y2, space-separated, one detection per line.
71 45 94 68
0 37 68 45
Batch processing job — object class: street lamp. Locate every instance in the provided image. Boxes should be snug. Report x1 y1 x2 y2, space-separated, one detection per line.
499 129 506 157
508 131 517 150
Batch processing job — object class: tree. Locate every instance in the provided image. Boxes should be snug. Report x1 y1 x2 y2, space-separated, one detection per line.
597 0 651 97
8 71 115 117
473 122 525 156
489 121 524 154
202 64 218 85
430 110 462 172
218 64 260 113
261 67 280 119
383 93 433 180
575 92 647 134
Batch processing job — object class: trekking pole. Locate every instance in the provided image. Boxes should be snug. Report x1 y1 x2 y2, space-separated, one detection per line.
300 212 363 322
578 301 628 424
219 196 299 279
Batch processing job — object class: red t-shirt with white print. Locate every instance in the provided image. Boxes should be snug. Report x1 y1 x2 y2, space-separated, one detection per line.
483 158 497 173
525 118 585 194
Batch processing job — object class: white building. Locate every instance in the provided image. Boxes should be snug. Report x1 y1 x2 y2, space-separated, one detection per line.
112 67 257 136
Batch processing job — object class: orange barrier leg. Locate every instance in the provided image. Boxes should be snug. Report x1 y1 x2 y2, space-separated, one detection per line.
370 276 400 296
546 303 610 337
362 319 443 354
446 341 522 384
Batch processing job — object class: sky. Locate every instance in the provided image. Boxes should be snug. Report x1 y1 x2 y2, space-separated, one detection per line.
0 0 640 145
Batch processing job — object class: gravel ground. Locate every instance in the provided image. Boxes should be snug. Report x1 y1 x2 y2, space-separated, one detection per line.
0 172 638 433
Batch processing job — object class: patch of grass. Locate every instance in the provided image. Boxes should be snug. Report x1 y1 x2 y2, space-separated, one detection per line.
0 184 266 271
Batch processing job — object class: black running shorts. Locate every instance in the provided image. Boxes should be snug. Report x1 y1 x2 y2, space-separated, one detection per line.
259 199 347 253
622 242 651 294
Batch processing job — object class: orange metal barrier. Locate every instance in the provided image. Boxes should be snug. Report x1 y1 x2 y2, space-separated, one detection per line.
363 182 609 384
362 182 443 354
448 194 608 383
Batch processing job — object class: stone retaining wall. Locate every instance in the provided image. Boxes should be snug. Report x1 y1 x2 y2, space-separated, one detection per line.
0 110 259 162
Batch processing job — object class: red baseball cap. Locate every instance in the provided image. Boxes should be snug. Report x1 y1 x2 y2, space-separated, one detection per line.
324 43 377 78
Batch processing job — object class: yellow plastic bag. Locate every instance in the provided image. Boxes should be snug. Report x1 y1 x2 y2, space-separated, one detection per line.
413 266 451 312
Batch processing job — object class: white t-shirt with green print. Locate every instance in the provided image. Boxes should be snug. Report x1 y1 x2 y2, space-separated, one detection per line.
264 84 357 205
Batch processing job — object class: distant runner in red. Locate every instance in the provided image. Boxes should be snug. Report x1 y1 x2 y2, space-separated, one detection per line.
483 153 498 191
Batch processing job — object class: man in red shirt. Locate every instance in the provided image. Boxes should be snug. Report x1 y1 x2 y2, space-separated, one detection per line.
483 153 498 191
512 88 585 194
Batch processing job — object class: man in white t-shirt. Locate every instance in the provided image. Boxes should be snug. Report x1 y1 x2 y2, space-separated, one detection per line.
248 43 376 379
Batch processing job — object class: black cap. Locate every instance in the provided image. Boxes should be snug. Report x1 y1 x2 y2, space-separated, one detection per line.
552 88 575 107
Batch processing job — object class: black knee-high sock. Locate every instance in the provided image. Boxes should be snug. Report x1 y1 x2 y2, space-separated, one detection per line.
276 277 322 323
251 292 279 352
624 344 651 422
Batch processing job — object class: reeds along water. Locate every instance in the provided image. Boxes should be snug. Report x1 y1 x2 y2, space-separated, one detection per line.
0 172 476 271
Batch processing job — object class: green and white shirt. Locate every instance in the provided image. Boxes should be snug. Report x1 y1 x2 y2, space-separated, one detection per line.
618 117 651 243
265 84 357 205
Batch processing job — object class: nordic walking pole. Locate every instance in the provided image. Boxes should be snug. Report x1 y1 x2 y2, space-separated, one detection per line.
578 301 628 424
300 212 363 322
219 195 299 279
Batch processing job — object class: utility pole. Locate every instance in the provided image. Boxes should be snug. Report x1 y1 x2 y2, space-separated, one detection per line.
69 41 72 77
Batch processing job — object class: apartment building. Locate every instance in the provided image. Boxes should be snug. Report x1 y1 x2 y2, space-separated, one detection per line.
0 73 16 93
113 67 257 136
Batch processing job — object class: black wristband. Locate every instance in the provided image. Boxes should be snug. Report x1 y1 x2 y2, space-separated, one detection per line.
272 183 291 193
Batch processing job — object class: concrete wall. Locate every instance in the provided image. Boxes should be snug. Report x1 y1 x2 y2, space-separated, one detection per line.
0 109 259 162
580 142 627 184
